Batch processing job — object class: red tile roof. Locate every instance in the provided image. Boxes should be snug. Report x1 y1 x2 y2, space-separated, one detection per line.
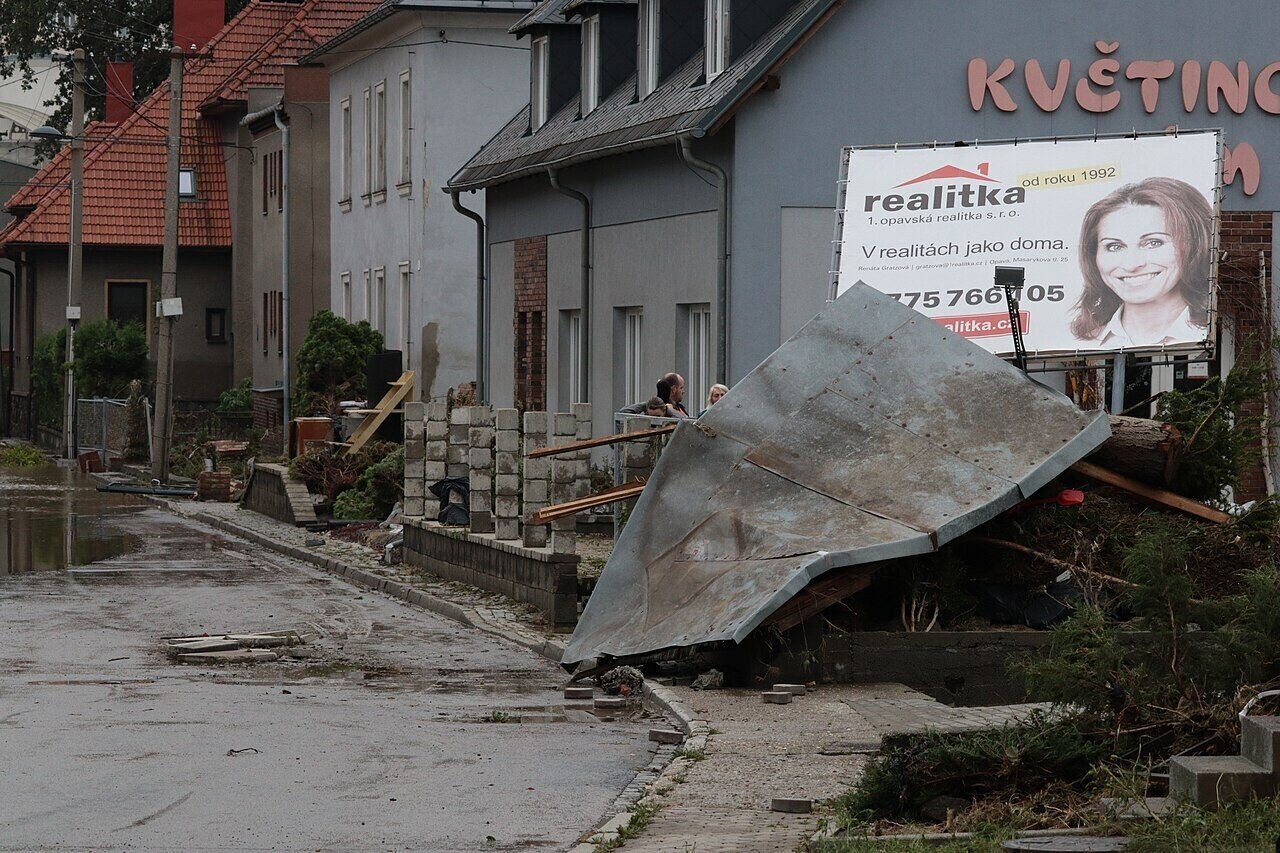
1 0 381 250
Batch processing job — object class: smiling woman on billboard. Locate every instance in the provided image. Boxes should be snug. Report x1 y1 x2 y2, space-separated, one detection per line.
1071 176 1213 349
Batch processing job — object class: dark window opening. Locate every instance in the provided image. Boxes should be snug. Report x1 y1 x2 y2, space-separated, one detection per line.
206 308 227 343
106 281 148 330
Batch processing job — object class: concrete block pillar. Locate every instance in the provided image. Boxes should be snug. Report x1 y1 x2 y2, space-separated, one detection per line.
494 407 521 541
425 401 448 492
403 401 426 517
468 405 494 534
550 412 577 555
447 404 469 479
572 403 592 502
620 415 660 527
522 411 549 548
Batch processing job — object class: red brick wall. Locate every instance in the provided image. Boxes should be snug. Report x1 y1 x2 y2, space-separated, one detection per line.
514 235 547 411
1217 211 1272 500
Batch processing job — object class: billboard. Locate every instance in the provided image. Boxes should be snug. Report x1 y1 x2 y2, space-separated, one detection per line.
832 132 1221 356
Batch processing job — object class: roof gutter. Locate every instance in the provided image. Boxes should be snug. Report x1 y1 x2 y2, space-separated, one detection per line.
547 167 591 403
678 134 728 384
450 189 489 403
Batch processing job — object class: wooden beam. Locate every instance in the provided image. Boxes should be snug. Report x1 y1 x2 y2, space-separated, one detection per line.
342 371 415 456
526 424 676 459
529 479 647 525
763 566 877 633
1069 459 1232 524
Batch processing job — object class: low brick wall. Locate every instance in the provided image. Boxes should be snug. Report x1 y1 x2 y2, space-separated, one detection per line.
403 518 579 631
241 463 317 526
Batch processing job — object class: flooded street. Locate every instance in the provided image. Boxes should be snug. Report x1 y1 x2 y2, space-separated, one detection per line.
0 467 651 851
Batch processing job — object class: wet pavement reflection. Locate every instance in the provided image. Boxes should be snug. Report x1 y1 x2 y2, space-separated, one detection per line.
0 465 145 574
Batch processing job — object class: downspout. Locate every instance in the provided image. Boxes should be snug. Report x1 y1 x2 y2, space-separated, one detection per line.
0 267 12 436
547 168 591 404
272 107 291 435
450 189 487 403
678 134 728 384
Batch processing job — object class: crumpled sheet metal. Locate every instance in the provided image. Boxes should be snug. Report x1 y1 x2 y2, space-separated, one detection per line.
562 282 1112 664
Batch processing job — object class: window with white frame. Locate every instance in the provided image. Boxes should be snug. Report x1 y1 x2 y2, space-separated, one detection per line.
399 262 412 359
688 304 712 411
373 267 386 332
398 70 411 186
637 0 659 98
373 81 387 194
624 307 643 404
361 88 371 198
363 268 372 320
581 16 600 115
531 36 550 130
565 310 582 404
704 0 728 81
341 271 352 319
339 97 351 203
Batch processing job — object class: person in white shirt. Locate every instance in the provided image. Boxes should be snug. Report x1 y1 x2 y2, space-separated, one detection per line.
1070 176 1212 349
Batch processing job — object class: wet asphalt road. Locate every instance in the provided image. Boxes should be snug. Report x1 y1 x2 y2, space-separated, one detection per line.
0 468 651 851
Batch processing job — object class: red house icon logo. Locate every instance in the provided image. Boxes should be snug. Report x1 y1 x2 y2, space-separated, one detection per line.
896 163 996 188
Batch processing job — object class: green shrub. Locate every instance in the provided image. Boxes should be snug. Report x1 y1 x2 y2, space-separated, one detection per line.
0 443 50 467
293 311 383 415
31 329 66 430
216 377 253 414
332 488 376 520
72 319 149 398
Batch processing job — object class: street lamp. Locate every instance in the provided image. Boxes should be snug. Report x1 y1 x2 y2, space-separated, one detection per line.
30 126 69 141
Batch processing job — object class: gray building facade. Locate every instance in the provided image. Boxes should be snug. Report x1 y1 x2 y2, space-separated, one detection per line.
452 0 1280 449
309 0 533 402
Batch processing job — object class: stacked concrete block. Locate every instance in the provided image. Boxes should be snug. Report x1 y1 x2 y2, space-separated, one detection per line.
522 411 550 548
494 408 521 541
403 401 426 517
549 412 577 555
446 405 469 479
424 401 448 488
572 403 592 503
468 405 494 534
619 415 661 529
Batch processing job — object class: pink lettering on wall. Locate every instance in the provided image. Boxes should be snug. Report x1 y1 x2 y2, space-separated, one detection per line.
965 43 1280 195
1125 60 1174 113
1224 142 1261 195
967 58 1017 111
1025 59 1070 112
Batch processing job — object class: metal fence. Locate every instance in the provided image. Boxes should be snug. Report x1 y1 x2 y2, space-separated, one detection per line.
76 397 152 464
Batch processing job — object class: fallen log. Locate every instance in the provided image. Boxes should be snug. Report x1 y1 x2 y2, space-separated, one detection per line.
1086 415 1183 487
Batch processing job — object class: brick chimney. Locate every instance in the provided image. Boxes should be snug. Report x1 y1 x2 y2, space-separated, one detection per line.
104 62 134 124
173 0 224 51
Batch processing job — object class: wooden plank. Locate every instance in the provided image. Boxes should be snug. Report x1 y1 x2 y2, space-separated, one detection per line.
1069 459 1232 524
343 371 415 456
529 479 647 524
763 566 877 633
527 424 677 459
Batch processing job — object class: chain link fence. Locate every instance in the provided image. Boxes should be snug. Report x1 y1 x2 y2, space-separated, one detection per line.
76 397 151 465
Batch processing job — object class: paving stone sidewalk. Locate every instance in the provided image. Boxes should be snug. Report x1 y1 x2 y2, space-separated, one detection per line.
614 683 1049 852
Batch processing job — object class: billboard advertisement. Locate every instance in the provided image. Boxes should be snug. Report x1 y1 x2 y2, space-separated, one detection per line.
833 132 1221 356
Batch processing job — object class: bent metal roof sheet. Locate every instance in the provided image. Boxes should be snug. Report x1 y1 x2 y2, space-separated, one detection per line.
562 282 1111 665
1 0 380 250
448 0 840 190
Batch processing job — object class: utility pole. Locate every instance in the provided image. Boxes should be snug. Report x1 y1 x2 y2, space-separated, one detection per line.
63 48 85 460
272 108 291 436
151 48 183 481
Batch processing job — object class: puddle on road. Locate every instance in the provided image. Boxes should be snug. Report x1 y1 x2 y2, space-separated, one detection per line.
0 466 145 573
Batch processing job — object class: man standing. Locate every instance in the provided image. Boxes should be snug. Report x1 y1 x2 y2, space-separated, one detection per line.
659 373 689 417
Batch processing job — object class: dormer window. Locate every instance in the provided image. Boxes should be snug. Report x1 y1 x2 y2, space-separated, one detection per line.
705 0 728 82
637 0 658 99
531 35 550 130
581 15 600 114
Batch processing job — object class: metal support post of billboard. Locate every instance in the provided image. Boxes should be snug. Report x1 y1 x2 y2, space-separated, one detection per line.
1109 355 1126 414
995 266 1027 373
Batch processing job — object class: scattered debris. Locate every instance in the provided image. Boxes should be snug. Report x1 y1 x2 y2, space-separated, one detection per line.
597 665 643 696
563 686 594 700
691 669 724 691
770 797 812 814
649 729 683 745
594 697 628 710
774 683 807 696
761 691 792 705
226 747 261 757
163 631 304 665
